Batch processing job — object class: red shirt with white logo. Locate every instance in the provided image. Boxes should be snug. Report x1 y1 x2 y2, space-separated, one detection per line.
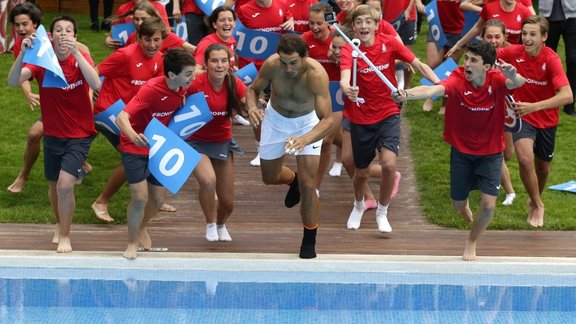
125 32 185 53
438 0 465 35
236 0 293 70
301 30 340 81
27 52 96 138
187 73 247 142
114 1 170 27
340 34 415 124
96 43 164 115
195 33 237 68
498 45 569 128
382 0 416 23
120 76 190 155
480 1 532 44
441 67 510 155
287 0 318 33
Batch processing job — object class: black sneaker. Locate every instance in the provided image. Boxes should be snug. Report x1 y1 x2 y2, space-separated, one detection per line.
90 21 99 32
564 105 576 116
284 172 300 208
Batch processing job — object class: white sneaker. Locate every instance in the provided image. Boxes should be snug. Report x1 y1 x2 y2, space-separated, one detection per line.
502 193 516 206
347 202 365 230
328 162 342 177
376 214 392 233
206 223 218 242
233 114 250 126
217 224 232 242
250 153 261 167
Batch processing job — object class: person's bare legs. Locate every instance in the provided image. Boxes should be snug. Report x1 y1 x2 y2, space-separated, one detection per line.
514 138 545 227
124 180 148 259
137 184 165 250
452 199 473 224
501 132 516 205
462 193 497 261
193 156 218 241
8 120 43 193
423 41 444 112
55 170 78 253
375 149 397 233
48 182 60 244
91 164 126 222
341 129 376 202
296 154 320 258
214 157 235 241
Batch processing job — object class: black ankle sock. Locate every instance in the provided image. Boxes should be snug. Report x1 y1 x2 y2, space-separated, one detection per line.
299 227 317 259
284 172 300 208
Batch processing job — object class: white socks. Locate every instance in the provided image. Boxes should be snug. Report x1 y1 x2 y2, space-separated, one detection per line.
206 223 218 241
502 193 516 206
329 162 343 177
347 199 365 230
376 203 392 233
217 224 232 241
250 141 260 166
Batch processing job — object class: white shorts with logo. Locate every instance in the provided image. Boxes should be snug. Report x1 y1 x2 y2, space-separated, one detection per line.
260 102 322 160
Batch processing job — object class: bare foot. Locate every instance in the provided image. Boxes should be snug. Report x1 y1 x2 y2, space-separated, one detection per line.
438 106 446 115
123 243 138 260
463 240 476 261
91 202 114 222
422 98 434 112
138 228 152 250
52 225 60 244
159 203 176 212
7 176 27 193
56 235 73 253
82 161 93 174
459 207 473 224
527 200 544 227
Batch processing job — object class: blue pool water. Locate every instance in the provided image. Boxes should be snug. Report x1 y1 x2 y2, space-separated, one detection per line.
1 266 575 323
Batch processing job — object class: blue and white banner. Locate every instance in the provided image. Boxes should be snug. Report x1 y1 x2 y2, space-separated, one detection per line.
235 63 257 86
173 15 188 42
22 25 68 88
168 92 213 140
425 0 448 52
329 81 344 112
462 10 480 37
233 20 281 60
548 181 576 193
94 99 125 135
196 0 226 15
111 22 136 46
145 118 201 194
420 57 457 100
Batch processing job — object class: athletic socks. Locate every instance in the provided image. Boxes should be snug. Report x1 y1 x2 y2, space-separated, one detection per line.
299 226 317 259
250 141 260 167
376 203 392 233
217 224 232 242
502 192 516 206
347 199 365 230
285 172 300 208
328 162 343 177
206 223 218 242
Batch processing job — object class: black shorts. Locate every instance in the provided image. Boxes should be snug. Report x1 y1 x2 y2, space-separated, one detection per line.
121 153 162 186
512 122 556 162
187 138 244 161
350 114 400 169
426 31 460 48
43 136 93 181
340 116 351 132
95 122 120 149
185 13 208 45
397 20 417 45
450 147 503 200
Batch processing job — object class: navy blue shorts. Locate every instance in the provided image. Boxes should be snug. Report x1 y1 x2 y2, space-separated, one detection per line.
121 153 162 186
512 122 556 162
450 147 503 200
43 136 93 181
350 114 400 169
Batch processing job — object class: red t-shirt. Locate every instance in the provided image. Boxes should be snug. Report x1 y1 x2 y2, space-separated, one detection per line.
95 43 164 115
441 67 510 155
498 45 570 128
195 33 237 68
301 30 339 81
188 73 247 142
120 76 191 155
13 37 23 58
27 52 96 138
438 0 465 35
378 20 399 37
480 1 532 44
340 34 415 124
115 1 170 27
287 0 318 33
236 0 293 70
181 0 203 15
125 31 185 53
382 0 416 23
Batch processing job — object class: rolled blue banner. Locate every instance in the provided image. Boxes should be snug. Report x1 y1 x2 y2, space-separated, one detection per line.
233 19 281 60
173 15 188 42
196 0 226 15
329 81 344 112
462 10 481 43
420 57 457 100
94 99 125 135
111 22 136 46
425 0 447 52
168 92 213 140
22 25 68 88
145 118 201 194
234 63 257 86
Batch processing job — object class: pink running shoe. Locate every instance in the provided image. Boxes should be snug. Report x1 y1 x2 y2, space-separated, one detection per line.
391 171 401 198
364 199 378 210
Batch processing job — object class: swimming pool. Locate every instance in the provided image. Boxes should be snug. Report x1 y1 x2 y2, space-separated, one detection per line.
1 251 575 323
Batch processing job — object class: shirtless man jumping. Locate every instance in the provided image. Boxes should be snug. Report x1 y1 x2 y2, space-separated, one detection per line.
246 34 333 259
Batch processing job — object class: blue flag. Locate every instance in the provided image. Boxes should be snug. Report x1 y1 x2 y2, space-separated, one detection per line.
94 99 125 135
196 0 226 15
548 181 576 193
111 22 136 46
425 0 448 52
144 118 201 194
233 20 281 60
22 25 68 88
329 81 344 112
420 58 457 100
168 92 214 140
235 63 258 86
173 16 188 42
